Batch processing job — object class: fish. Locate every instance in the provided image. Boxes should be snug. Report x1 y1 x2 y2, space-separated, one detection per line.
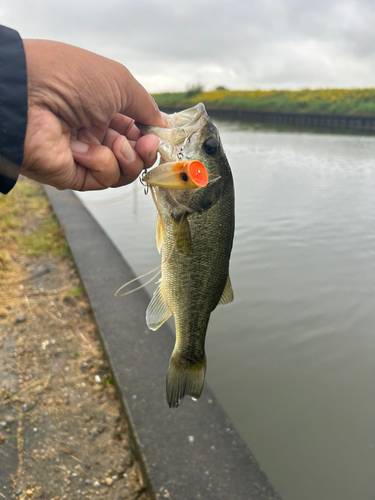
136 103 235 408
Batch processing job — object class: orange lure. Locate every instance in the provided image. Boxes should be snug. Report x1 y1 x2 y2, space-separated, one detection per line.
142 161 208 189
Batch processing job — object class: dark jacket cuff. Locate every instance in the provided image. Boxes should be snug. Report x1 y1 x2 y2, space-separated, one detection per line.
0 25 28 194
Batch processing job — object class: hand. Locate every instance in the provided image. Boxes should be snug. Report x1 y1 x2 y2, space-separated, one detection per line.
21 40 166 191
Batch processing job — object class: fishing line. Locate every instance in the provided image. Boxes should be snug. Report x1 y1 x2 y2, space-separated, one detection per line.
114 266 162 297
114 186 164 297
85 184 143 206
115 187 195 298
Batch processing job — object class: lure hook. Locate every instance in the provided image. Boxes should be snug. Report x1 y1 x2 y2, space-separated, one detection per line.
177 129 189 160
140 169 149 195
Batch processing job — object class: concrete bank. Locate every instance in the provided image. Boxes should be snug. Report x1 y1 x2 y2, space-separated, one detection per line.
45 187 281 500
160 106 375 133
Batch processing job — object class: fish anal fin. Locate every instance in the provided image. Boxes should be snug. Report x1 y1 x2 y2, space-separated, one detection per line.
146 283 172 331
172 214 191 256
218 275 234 305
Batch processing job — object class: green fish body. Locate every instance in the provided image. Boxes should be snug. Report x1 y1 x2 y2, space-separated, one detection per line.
137 104 235 408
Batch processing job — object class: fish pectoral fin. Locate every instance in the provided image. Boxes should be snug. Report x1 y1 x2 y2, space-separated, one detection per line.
146 283 172 331
172 214 191 256
156 214 164 253
218 275 234 305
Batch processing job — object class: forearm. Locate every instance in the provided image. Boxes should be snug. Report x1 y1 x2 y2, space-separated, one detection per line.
0 25 28 194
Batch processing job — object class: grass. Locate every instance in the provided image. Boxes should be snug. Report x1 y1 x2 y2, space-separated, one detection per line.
18 217 68 256
64 286 83 297
0 177 68 309
153 88 375 116
0 178 68 258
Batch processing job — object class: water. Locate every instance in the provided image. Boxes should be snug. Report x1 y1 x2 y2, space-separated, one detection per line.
78 122 375 500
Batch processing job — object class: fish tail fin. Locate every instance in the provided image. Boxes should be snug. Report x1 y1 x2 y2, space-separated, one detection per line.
166 354 206 409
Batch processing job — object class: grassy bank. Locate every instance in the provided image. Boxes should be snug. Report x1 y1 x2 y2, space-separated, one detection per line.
0 178 151 500
153 88 375 116
0 178 68 268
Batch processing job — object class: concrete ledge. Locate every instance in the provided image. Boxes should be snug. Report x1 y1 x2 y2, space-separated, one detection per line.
45 186 281 500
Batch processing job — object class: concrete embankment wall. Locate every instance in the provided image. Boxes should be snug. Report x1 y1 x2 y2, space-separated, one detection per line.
46 187 282 500
160 106 375 132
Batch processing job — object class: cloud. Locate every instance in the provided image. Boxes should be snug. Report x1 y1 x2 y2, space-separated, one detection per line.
2 0 375 92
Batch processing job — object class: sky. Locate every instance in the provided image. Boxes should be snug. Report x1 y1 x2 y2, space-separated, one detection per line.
2 0 375 93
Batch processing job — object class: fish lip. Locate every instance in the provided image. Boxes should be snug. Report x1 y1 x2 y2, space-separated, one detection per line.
167 103 207 128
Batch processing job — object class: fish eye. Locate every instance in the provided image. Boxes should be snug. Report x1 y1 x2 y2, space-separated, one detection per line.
203 138 219 156
180 172 189 183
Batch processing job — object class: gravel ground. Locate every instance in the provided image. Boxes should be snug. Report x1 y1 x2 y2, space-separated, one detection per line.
0 178 151 500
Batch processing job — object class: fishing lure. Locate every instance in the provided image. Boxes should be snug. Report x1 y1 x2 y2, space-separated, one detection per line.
142 160 208 190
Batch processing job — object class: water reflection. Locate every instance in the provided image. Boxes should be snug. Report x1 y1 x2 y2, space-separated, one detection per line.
78 122 375 500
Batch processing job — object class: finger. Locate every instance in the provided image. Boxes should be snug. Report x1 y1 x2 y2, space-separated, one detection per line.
104 127 159 170
109 114 142 141
102 128 139 164
110 135 150 186
102 127 122 149
102 127 137 151
77 121 111 144
134 135 160 170
103 129 159 179
70 141 122 190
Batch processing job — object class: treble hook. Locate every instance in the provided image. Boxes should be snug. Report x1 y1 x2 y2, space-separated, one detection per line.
140 169 149 195
177 129 189 160
177 130 198 160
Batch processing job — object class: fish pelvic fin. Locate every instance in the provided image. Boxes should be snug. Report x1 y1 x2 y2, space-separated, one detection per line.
146 283 172 330
156 214 164 253
166 354 206 409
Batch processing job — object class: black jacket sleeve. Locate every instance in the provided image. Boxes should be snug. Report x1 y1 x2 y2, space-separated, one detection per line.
0 25 27 194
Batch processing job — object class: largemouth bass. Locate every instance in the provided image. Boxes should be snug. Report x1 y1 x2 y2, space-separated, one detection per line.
137 103 235 408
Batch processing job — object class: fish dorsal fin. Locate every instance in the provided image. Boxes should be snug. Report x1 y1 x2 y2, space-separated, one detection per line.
156 215 164 253
172 214 191 256
218 275 234 305
146 283 172 331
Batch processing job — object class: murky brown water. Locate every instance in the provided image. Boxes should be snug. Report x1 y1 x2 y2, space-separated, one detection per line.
79 122 375 500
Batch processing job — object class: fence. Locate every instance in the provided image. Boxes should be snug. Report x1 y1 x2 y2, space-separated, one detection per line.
160 106 375 132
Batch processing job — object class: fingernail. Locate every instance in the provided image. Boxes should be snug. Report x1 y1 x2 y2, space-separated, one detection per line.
70 140 90 154
120 138 136 162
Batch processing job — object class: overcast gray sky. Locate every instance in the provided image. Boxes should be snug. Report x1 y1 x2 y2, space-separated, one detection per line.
2 0 375 93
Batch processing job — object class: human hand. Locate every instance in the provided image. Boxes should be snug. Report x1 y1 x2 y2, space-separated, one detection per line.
21 40 166 191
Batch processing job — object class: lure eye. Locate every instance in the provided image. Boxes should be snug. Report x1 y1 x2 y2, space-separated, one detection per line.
180 172 189 183
203 138 219 156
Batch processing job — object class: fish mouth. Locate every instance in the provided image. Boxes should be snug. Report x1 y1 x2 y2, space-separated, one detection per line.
167 103 207 129
136 103 211 162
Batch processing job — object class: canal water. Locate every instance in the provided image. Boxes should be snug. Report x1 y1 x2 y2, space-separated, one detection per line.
77 121 375 500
